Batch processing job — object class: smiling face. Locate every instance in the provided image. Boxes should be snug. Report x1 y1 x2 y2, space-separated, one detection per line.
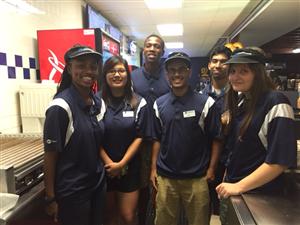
143 36 164 63
105 63 128 91
228 63 255 93
166 60 191 90
69 55 99 90
208 53 229 81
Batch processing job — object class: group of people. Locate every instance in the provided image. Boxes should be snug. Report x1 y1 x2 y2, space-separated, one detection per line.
43 34 297 225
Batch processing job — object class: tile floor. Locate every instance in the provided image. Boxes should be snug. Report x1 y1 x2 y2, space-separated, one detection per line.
210 215 221 225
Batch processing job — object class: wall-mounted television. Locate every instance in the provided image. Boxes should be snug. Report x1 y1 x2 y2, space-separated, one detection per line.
86 5 122 41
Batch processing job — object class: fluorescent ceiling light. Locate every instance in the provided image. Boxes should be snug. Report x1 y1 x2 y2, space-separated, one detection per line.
2 0 45 14
229 0 273 41
157 24 183 36
165 42 184 49
292 48 300 53
144 0 182 9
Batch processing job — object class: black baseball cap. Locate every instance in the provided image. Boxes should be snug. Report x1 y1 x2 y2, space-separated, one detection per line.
64 45 102 63
224 48 266 65
165 52 191 69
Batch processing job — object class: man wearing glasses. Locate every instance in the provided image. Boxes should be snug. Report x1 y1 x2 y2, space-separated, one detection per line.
150 52 220 225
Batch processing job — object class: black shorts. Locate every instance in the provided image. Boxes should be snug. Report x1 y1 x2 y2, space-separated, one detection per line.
106 156 140 193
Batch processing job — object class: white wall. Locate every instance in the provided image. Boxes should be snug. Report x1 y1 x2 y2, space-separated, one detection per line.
0 0 85 133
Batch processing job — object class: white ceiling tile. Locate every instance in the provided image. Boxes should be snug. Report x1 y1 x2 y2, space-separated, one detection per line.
86 0 298 57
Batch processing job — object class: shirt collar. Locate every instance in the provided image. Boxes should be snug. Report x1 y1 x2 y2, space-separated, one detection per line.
170 87 194 105
142 62 164 80
70 84 96 111
208 84 227 99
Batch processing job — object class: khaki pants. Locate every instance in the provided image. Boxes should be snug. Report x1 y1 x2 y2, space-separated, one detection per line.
155 176 210 225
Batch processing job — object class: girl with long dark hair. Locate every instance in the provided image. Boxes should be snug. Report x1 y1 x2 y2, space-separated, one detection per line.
216 47 296 224
100 56 148 225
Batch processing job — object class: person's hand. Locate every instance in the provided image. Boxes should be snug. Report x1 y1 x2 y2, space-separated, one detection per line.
104 162 123 178
205 167 215 182
45 201 58 223
150 168 158 191
216 182 242 199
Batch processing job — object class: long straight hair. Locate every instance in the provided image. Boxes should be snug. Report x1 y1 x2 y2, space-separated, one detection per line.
102 55 138 109
224 63 275 139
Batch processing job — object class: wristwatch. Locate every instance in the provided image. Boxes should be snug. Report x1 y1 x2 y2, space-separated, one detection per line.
44 196 56 205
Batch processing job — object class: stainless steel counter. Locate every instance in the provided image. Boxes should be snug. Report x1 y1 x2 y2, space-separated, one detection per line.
0 182 45 225
229 172 300 225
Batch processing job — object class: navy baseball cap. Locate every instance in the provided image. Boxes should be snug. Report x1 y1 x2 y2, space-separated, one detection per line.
224 48 266 65
165 52 191 69
64 45 102 63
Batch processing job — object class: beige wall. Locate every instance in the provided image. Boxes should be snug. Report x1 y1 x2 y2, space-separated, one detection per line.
0 0 85 133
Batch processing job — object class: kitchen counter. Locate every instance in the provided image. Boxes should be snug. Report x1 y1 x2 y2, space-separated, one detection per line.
0 181 45 225
229 172 300 225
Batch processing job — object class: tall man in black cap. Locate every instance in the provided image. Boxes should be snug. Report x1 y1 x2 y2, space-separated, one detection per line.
150 52 221 225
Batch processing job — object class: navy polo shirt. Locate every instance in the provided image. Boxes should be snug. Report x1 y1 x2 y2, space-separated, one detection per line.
44 85 106 200
102 96 147 161
200 84 226 100
224 91 297 192
131 63 170 104
153 88 219 179
201 85 229 161
131 63 170 139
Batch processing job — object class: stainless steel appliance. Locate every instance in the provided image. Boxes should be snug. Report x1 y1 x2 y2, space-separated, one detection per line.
0 134 44 195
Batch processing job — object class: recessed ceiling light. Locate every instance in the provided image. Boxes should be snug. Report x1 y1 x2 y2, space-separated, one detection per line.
157 24 183 36
292 48 300 53
144 0 182 9
165 42 184 49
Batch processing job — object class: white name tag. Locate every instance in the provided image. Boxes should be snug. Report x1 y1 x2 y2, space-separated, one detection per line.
123 111 134 117
183 110 196 118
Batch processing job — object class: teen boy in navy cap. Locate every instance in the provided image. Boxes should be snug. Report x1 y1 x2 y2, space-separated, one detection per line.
150 52 221 225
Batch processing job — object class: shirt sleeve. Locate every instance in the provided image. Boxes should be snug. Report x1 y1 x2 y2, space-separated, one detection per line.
135 97 148 138
211 97 225 140
263 103 297 167
152 100 163 141
203 97 220 140
43 105 69 152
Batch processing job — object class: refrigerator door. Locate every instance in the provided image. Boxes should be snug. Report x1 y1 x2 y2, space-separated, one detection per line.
37 29 97 83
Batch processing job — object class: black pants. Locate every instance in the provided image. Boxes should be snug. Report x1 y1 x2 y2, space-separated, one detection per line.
58 181 106 225
208 162 226 215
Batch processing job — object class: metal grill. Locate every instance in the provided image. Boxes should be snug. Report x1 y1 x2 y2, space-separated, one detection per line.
0 134 44 194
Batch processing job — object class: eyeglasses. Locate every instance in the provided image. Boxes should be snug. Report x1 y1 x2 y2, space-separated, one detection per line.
107 68 127 75
167 66 189 75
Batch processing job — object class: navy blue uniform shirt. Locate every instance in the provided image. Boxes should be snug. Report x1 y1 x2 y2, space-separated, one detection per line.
225 91 297 193
102 96 147 161
200 84 228 162
200 84 226 100
131 63 170 139
44 85 106 201
153 88 219 179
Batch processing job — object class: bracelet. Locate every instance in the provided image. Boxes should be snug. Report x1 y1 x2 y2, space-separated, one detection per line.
44 196 56 205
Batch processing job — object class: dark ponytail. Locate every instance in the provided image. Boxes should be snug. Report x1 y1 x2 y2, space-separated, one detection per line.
55 66 72 96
